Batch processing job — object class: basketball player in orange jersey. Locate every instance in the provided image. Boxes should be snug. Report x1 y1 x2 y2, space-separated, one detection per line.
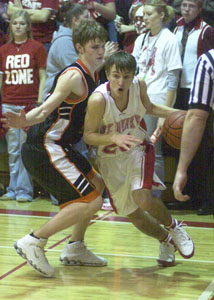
1 19 109 278
84 51 195 267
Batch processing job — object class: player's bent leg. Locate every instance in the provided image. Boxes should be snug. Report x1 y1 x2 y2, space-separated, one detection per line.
128 208 176 267
132 189 172 226
34 195 103 239
14 195 104 276
132 189 194 259
60 207 108 267
128 208 166 239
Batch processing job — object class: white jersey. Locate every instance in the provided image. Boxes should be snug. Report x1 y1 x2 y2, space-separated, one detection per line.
132 28 182 105
96 77 147 158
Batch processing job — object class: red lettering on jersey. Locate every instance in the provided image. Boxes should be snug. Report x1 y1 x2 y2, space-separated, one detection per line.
103 143 117 154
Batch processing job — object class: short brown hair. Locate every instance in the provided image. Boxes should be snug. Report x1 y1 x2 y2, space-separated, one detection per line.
181 0 203 9
105 51 136 75
72 18 107 51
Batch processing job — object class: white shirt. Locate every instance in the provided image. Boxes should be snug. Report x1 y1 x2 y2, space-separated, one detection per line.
132 28 182 105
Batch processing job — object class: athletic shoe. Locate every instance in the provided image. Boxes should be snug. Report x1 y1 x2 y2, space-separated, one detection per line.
14 234 54 277
157 236 176 267
167 219 194 259
60 241 108 266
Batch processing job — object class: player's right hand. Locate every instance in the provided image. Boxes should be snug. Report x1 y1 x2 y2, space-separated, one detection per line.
112 134 142 151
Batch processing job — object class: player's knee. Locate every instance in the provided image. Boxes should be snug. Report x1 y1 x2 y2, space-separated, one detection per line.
87 195 103 217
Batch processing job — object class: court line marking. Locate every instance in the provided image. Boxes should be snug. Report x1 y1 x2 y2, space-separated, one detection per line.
0 214 214 230
0 245 214 264
197 280 214 300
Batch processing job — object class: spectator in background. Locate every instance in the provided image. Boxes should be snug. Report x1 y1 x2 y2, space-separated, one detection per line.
42 4 89 102
0 10 47 202
115 3 145 53
115 0 133 25
173 0 214 26
73 0 117 41
174 0 214 111
7 0 59 51
132 0 182 198
0 0 9 34
173 0 214 214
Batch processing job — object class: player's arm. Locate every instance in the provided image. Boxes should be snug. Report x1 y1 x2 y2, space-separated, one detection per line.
139 79 179 118
84 93 141 150
83 92 108 145
173 109 208 201
2 70 84 128
176 109 208 172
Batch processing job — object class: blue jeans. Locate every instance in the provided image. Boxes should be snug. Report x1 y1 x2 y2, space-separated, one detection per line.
2 104 33 200
144 114 165 198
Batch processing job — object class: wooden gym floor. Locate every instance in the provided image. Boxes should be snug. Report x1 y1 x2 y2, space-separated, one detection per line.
0 198 214 300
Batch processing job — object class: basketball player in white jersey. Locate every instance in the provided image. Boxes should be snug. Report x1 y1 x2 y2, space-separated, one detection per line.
84 51 195 266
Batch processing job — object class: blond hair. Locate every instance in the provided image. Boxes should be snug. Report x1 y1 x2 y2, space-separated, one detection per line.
145 0 175 24
8 10 32 42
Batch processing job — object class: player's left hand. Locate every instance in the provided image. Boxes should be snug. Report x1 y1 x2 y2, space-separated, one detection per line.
173 169 190 202
1 109 27 129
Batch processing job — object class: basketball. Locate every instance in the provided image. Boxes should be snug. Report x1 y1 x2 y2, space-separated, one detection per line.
162 110 187 149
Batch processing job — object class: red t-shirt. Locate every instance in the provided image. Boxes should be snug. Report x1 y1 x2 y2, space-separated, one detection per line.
0 39 47 105
10 0 59 43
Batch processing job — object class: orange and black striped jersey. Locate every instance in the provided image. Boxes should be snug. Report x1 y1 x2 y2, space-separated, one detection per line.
26 59 99 147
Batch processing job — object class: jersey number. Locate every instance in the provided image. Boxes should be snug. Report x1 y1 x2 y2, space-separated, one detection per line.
103 143 127 154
